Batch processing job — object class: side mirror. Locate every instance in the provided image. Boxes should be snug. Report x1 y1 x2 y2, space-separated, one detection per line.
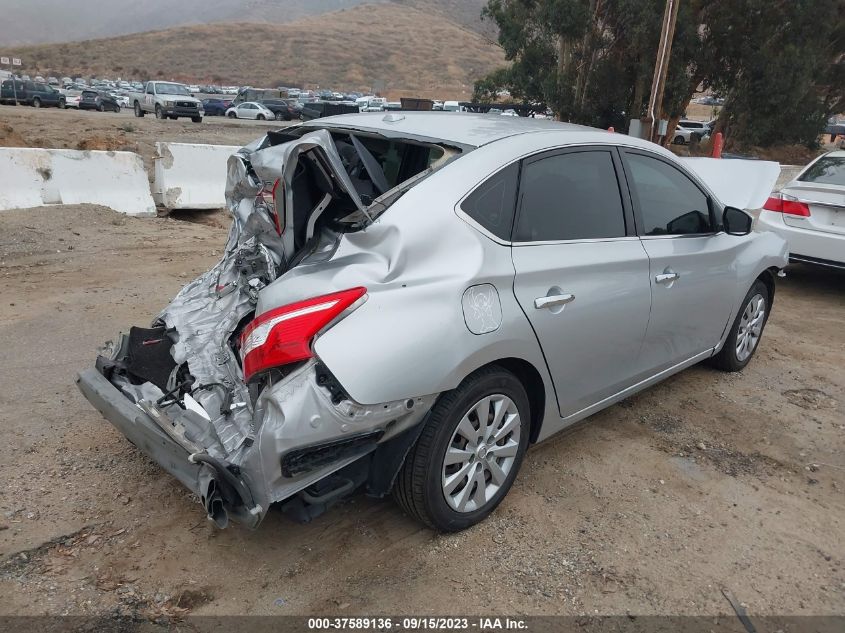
723 206 752 235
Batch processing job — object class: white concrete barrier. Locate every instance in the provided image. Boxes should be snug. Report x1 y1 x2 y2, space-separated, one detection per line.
0 148 155 215
153 142 240 209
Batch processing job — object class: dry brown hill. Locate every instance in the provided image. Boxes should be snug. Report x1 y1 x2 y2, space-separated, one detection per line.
7 3 503 99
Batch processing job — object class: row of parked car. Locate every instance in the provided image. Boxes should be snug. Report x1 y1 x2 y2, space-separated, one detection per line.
0 79 126 113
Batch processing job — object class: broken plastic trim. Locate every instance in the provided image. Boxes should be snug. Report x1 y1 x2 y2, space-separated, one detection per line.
280 430 384 477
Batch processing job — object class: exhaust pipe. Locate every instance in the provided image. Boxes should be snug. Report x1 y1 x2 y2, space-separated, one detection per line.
203 479 229 529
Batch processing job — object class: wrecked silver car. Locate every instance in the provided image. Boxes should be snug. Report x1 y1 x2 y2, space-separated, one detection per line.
77 113 787 531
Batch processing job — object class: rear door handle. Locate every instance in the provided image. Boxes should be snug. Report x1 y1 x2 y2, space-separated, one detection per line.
655 271 680 284
534 293 575 309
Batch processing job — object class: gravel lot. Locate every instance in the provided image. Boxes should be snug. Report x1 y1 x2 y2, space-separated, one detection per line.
0 107 843 621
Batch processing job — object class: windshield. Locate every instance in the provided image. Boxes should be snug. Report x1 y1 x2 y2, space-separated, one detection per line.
155 82 191 96
799 156 845 186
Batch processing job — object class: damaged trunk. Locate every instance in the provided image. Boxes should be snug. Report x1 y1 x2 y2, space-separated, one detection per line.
88 125 454 528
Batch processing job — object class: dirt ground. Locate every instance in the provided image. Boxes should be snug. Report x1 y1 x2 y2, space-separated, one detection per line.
0 107 843 622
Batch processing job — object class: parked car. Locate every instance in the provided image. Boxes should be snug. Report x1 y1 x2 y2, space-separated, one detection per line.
64 91 82 109
130 81 204 122
78 90 121 112
76 113 787 532
201 98 231 116
757 150 845 269
672 120 710 144
0 80 66 108
225 101 275 120
259 99 302 121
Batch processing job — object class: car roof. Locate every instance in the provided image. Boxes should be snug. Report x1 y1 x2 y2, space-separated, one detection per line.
300 111 598 149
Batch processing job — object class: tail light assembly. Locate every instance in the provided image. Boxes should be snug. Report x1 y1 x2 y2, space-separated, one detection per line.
762 192 811 217
239 287 367 382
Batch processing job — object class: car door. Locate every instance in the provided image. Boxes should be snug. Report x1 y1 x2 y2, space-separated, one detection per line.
510 147 652 418
620 149 740 372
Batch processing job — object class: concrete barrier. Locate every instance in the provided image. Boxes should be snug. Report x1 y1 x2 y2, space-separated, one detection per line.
0 147 155 215
152 142 240 209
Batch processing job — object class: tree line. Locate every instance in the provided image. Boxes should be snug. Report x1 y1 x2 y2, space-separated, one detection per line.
474 0 844 149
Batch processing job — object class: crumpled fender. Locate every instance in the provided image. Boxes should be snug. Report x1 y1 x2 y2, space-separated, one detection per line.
255 159 556 420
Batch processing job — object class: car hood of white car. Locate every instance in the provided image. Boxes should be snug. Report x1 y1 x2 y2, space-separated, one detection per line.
681 157 781 210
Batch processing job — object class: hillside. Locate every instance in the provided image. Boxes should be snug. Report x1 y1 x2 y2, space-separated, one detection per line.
7 3 503 99
1 0 490 46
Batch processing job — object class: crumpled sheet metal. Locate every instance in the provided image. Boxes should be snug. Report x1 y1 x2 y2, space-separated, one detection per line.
158 250 260 455
152 130 380 459
251 360 438 503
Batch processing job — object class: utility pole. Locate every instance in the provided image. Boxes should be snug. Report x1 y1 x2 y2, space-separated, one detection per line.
645 0 680 143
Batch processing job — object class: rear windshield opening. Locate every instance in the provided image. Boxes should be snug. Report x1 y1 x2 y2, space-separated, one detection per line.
266 127 458 208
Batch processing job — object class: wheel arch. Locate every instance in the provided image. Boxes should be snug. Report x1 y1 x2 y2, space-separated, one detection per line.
758 266 778 305
485 357 546 444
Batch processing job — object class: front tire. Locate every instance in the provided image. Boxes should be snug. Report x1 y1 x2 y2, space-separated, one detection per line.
227 111 237 118
710 279 770 372
155 104 165 119
191 115 202 123
33 98 41 108
97 103 105 112
393 366 530 532
673 135 685 145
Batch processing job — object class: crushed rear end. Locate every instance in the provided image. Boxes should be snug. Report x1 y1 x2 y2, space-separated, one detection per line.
77 124 458 527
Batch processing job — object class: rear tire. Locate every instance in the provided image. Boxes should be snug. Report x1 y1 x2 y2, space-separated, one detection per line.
393 366 530 532
673 135 685 145
134 102 144 117
33 97 41 108
257 114 265 120
274 111 284 121
113 104 120 113
709 279 770 372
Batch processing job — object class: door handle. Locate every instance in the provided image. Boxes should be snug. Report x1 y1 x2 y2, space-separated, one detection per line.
655 271 680 284
534 293 575 309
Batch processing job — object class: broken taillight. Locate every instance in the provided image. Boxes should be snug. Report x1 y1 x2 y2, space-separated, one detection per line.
239 287 367 382
763 192 811 217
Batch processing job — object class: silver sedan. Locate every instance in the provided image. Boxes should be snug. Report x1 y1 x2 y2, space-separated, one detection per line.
77 113 788 531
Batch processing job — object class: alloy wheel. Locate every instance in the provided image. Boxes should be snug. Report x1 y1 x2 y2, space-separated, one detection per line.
736 293 766 361
441 394 521 513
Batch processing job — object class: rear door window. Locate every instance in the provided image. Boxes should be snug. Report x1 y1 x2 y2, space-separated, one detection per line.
514 150 627 242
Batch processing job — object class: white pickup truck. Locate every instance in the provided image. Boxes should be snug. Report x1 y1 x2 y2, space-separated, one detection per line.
131 81 204 122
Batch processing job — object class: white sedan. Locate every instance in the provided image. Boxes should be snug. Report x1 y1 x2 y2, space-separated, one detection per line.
225 101 274 120
758 150 845 269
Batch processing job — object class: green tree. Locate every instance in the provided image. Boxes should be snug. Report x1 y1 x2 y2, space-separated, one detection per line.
478 0 844 148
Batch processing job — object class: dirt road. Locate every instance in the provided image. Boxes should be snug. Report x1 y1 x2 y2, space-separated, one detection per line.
0 202 842 620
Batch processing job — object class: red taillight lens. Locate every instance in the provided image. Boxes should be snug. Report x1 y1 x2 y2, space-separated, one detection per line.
239 287 367 382
763 193 810 217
